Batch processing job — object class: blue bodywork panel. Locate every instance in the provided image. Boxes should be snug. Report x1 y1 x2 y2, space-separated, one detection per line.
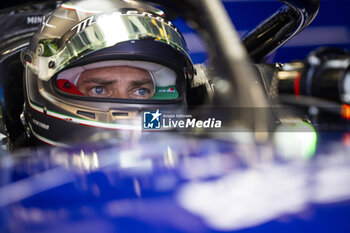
1 132 350 232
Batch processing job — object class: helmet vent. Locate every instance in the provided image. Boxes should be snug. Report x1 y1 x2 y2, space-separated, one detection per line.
112 112 129 117
77 110 96 119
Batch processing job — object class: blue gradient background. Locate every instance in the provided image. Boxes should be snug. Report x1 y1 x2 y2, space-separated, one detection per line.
174 0 350 64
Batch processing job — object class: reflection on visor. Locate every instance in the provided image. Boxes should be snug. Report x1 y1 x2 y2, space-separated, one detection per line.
56 60 180 100
25 12 190 81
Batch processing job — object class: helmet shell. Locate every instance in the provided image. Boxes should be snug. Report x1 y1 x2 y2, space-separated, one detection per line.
22 0 193 146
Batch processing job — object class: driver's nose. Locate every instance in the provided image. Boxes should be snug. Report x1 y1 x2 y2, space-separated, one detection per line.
111 86 129 99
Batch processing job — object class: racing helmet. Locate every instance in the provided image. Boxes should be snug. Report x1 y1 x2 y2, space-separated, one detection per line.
21 0 194 146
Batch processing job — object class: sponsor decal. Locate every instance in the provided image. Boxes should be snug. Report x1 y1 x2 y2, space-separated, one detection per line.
70 10 178 34
27 16 43 24
32 119 50 130
158 87 175 93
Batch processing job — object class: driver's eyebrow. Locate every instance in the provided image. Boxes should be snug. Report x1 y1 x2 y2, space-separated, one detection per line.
129 79 154 87
82 77 116 85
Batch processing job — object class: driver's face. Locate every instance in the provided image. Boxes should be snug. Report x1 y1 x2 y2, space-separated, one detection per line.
76 66 154 99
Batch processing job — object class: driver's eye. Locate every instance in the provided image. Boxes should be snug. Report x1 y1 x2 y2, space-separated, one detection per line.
131 88 151 98
137 88 147 96
94 87 104 95
88 86 110 97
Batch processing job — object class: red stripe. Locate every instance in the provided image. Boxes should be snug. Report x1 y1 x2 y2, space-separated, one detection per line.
294 72 301 96
60 5 76 11
30 104 70 122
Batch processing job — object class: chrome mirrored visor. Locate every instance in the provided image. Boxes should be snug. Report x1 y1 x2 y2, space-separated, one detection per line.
25 12 190 81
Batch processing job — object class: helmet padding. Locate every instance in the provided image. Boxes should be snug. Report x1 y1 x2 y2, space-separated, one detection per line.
57 60 177 87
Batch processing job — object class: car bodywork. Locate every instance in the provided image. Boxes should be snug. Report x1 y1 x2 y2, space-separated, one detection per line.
0 0 350 232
